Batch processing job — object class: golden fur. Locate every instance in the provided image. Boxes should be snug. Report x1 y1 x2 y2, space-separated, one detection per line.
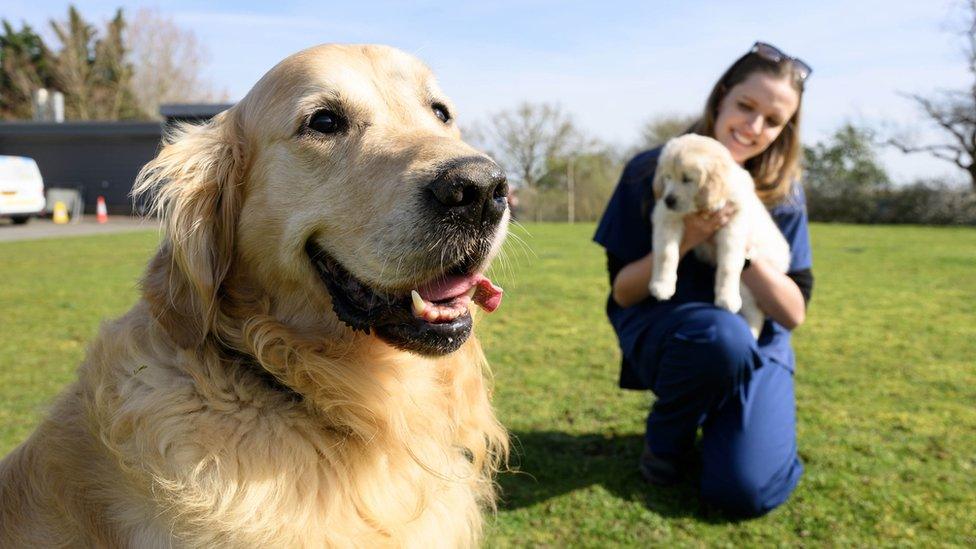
0 44 508 547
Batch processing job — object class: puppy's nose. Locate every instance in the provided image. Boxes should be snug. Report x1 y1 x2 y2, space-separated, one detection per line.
427 157 508 225
664 195 677 209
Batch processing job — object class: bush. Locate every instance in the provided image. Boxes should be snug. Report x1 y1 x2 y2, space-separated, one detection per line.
806 180 976 225
514 150 622 223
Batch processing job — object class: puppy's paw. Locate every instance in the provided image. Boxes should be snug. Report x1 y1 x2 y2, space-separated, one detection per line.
649 279 676 301
715 292 742 313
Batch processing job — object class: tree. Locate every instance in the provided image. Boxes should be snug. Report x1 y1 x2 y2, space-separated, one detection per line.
48 6 98 119
48 5 143 120
805 123 890 195
637 113 698 150
0 21 55 119
3 6 219 122
804 123 891 222
127 8 223 119
888 0 976 190
92 8 141 120
533 147 624 222
472 102 580 190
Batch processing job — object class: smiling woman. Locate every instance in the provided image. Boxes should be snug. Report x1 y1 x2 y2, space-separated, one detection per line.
594 41 814 518
713 73 798 165
689 41 807 204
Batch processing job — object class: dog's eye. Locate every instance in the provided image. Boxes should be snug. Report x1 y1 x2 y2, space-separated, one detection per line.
432 103 452 124
308 109 347 135
682 174 693 184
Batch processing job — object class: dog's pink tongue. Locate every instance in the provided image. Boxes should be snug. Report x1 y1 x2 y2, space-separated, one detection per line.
472 277 503 313
418 274 503 313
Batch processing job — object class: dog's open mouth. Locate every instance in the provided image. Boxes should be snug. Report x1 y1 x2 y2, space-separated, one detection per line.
305 240 502 355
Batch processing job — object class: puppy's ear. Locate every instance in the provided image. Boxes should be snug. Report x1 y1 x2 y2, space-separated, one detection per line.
695 156 731 212
652 170 665 200
653 140 674 200
134 111 247 348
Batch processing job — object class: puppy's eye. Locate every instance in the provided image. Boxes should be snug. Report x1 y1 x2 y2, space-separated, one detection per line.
682 174 693 184
432 102 452 124
308 109 347 135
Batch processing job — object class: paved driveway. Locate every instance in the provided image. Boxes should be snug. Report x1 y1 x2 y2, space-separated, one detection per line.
0 216 159 242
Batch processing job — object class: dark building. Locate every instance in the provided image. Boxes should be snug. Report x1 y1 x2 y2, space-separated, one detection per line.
0 104 231 215
0 121 161 215
160 104 234 128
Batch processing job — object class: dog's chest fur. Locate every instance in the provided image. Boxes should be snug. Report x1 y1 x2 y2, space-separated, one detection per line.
3 304 494 548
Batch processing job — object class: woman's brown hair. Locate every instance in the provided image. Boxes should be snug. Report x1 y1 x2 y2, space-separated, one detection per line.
689 51 806 205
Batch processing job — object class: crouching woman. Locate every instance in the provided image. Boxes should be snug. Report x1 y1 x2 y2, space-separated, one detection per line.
594 42 815 517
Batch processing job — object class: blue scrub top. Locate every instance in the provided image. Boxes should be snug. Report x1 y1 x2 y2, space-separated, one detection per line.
593 147 813 389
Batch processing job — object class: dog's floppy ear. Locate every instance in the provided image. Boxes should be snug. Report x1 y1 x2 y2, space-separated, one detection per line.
652 169 665 200
653 140 675 200
695 155 731 212
134 111 247 348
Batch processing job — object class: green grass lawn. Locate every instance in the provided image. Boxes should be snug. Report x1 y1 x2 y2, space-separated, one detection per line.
1 223 974 546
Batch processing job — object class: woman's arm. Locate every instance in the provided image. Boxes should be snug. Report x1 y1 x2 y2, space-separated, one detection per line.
741 260 806 329
612 203 808 329
612 250 683 308
612 206 735 308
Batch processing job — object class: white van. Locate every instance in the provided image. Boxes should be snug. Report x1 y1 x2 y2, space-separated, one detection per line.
0 156 46 224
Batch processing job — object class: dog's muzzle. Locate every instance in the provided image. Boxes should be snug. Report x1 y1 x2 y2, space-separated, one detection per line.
304 156 509 356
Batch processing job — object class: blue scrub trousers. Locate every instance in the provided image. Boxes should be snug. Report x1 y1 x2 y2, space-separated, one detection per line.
633 302 803 517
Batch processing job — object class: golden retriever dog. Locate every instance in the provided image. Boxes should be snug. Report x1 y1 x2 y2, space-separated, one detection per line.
649 134 790 338
0 44 512 547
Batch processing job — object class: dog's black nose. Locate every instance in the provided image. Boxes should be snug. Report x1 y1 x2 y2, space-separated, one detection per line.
664 195 677 209
427 157 508 225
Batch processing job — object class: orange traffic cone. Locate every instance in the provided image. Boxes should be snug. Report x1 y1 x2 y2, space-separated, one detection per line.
96 196 108 224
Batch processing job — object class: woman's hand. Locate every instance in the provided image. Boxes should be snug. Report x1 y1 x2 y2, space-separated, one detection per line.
680 204 737 253
612 204 737 308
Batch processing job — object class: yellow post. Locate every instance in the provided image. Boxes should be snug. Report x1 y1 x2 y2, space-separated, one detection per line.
53 201 69 224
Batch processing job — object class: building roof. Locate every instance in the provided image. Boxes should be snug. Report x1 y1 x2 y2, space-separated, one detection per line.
159 103 234 119
0 121 162 138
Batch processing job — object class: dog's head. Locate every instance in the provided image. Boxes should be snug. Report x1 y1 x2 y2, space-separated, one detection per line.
653 134 733 214
136 44 509 357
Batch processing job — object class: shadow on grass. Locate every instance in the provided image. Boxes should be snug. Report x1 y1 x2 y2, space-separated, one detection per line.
498 430 739 522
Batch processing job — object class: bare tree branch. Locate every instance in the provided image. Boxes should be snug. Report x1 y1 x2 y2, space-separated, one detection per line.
126 8 223 119
888 139 967 168
890 1 976 190
906 93 968 145
479 102 580 189
966 0 976 77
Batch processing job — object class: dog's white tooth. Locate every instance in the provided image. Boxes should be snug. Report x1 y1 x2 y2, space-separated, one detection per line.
464 286 476 299
411 290 426 317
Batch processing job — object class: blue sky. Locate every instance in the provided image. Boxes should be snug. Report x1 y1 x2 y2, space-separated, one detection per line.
4 0 970 184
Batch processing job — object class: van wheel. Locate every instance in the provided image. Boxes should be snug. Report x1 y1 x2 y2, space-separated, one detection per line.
11 216 30 225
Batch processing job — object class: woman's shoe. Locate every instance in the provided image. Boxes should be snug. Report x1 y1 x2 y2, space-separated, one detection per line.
638 444 683 486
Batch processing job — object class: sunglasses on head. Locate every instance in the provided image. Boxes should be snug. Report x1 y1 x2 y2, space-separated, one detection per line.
750 41 812 82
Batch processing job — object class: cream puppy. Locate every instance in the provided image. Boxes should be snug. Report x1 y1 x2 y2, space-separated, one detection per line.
649 134 790 338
